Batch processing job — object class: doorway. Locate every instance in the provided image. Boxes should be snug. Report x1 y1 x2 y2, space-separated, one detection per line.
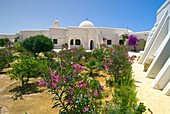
90 40 94 50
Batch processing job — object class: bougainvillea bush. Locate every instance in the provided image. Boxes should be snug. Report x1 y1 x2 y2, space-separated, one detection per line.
127 35 139 51
102 44 134 86
39 59 104 113
0 49 14 71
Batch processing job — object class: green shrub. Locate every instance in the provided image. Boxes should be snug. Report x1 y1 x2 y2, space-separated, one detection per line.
0 49 14 71
113 84 138 113
14 36 19 43
22 35 54 58
8 56 40 86
0 38 9 47
14 42 25 52
85 57 100 76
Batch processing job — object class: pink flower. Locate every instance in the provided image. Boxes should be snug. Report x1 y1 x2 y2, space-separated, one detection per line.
85 106 89 111
71 88 74 91
102 61 104 64
94 92 98 97
105 48 107 51
71 61 73 64
48 67 51 71
52 83 57 89
112 50 116 53
89 89 93 92
98 103 100 107
5 52 9 54
46 83 51 87
62 67 66 69
70 91 74 95
80 84 83 88
86 93 89 96
69 99 73 104
52 78 55 83
120 54 123 56
56 78 60 82
101 89 105 92
79 80 83 84
119 70 122 74
39 80 45 86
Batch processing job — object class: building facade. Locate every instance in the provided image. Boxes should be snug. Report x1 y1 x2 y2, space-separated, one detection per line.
0 20 149 51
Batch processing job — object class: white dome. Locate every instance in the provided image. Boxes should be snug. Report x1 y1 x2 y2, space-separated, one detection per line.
79 20 94 28
128 30 133 33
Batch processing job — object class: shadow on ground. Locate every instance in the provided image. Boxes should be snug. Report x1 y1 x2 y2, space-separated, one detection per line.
9 82 45 95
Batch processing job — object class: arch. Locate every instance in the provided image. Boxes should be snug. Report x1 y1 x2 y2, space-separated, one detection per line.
70 39 73 45
75 39 81 45
90 40 94 50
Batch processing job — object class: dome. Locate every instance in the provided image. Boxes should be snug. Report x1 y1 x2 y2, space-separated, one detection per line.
54 20 60 27
79 20 94 28
128 30 133 33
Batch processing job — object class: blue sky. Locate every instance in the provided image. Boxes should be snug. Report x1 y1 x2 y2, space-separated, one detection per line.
0 0 166 34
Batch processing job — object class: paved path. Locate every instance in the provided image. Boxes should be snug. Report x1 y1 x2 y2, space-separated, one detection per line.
133 61 170 114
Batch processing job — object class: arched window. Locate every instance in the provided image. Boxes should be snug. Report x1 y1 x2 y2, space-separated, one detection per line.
70 39 73 45
53 39 57 44
75 39 81 45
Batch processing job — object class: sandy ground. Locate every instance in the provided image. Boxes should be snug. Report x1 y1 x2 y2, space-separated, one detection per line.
132 60 170 114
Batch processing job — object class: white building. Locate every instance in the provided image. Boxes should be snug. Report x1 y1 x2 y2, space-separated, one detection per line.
138 0 170 96
0 20 149 51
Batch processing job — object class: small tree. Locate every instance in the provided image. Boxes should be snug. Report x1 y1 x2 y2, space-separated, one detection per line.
0 38 9 47
22 35 54 58
8 56 40 87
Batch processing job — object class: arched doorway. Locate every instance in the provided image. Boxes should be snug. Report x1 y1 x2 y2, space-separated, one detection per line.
90 40 94 50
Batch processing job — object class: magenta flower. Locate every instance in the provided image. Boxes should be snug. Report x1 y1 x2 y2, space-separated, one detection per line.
86 93 89 96
119 70 122 74
89 89 93 92
71 88 74 91
39 80 45 86
93 92 98 97
79 80 83 84
52 83 57 89
70 91 74 95
85 106 89 111
69 99 73 104
98 103 100 107
48 67 51 71
112 50 116 53
5 52 9 54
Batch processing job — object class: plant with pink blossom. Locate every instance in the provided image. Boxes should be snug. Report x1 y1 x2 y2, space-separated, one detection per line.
0 48 14 71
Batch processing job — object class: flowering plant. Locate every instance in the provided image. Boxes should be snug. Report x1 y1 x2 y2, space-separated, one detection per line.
102 44 134 86
127 35 139 51
39 60 104 113
58 47 85 64
0 49 14 71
